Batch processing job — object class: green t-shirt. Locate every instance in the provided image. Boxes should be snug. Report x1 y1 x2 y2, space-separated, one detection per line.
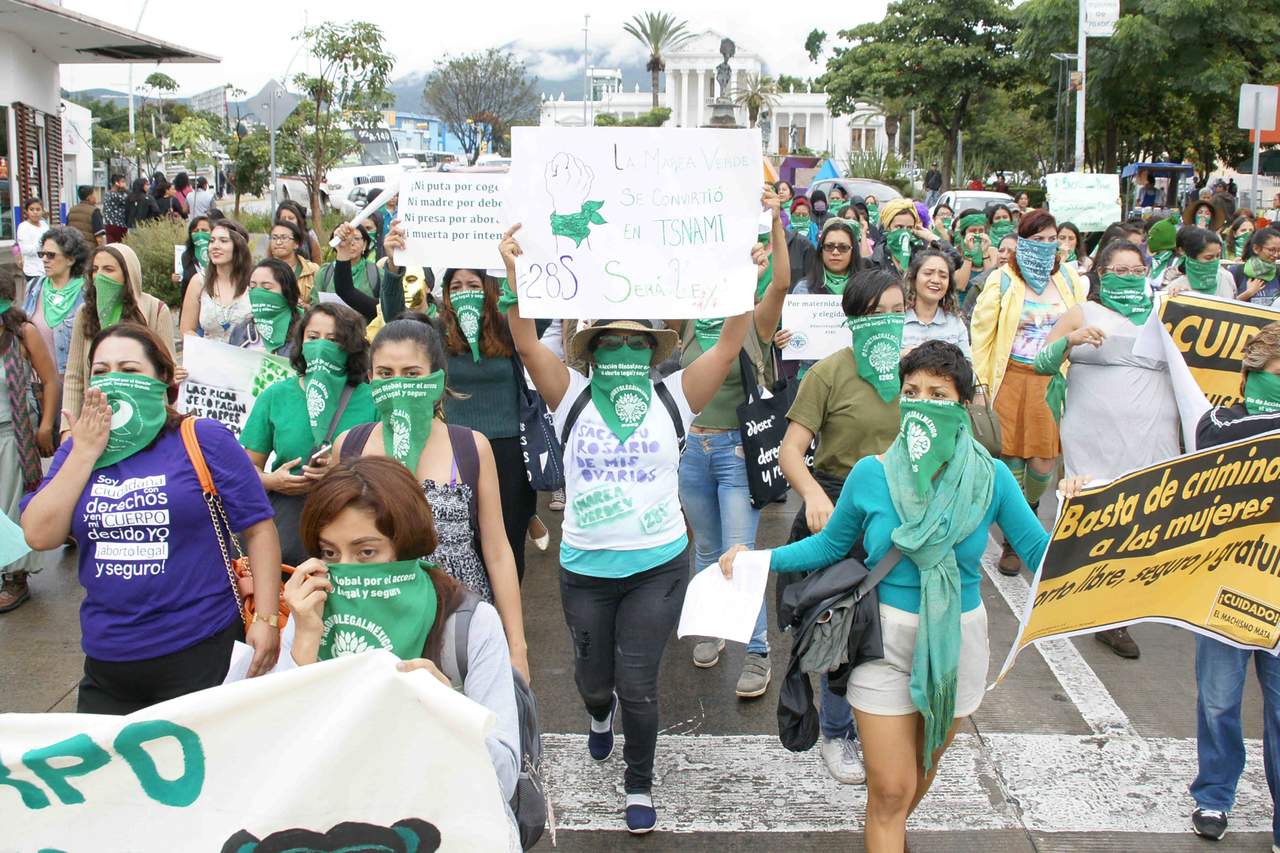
785 347 900 479
678 324 773 430
239 377 377 472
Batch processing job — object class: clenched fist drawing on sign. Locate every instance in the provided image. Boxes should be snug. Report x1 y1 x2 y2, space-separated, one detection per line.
545 152 606 249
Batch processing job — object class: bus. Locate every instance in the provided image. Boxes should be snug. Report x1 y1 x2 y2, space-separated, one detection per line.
277 124 404 214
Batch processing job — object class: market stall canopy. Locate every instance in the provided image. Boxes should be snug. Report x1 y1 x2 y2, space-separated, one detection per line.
0 0 218 63
1120 162 1196 180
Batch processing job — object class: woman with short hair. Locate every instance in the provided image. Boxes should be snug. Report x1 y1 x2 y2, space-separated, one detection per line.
23 225 90 376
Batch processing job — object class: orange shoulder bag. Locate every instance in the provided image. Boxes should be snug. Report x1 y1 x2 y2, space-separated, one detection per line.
180 417 293 637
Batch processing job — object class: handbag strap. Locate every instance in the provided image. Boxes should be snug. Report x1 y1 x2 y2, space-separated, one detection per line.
854 546 902 602
736 348 760 406
179 418 245 612
315 382 355 455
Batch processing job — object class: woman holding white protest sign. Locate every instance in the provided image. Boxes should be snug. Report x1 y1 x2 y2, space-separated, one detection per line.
721 340 1050 853
285 456 521 842
330 313 529 684
500 222 750 834
21 323 281 713
60 244 176 440
179 219 254 345
675 187 790 699
1033 240 1180 659
1166 227 1237 300
970 209 1088 576
240 301 376 566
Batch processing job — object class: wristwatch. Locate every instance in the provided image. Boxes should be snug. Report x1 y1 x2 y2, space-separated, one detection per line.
252 612 280 627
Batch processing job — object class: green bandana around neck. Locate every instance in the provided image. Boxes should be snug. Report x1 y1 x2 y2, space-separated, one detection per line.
1062 249 1077 263
1235 233 1251 257
89 373 169 469
1149 249 1175 284
40 276 85 328
693 318 724 352
301 339 349 446
590 344 653 444
897 399 969 496
0 299 11 315
372 371 445 472
790 214 811 231
349 257 375 297
781 199 792 213
847 312 904 402
451 289 485 363
249 288 295 351
1244 256 1278 282
989 220 1015 244
1098 273 1153 325
192 231 210 268
1184 257 1221 294
823 267 850 295
318 559 437 661
885 227 918 271
1244 371 1280 415
93 273 126 327
550 200 606 247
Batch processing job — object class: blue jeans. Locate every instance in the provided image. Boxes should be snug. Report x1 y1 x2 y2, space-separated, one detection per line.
678 431 768 655
821 674 855 739
1191 635 1280 843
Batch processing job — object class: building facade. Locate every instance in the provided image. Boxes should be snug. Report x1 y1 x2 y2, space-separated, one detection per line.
382 111 465 158
539 29 886 162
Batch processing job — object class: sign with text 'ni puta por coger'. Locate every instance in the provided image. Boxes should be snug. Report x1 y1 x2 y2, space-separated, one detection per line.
1045 172 1121 232
507 127 762 319
395 170 510 270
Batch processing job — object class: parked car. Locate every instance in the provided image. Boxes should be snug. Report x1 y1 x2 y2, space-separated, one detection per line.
805 178 903 204
931 189 1014 220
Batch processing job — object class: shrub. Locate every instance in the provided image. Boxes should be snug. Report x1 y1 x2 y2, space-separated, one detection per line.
594 108 672 128
235 211 274 233
124 219 189 308
845 150 915 197
1008 184 1046 207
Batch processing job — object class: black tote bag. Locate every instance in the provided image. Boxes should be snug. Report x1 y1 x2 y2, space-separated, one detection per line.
735 350 792 509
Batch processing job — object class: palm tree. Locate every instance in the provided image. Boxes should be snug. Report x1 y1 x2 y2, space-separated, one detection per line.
731 74 780 127
623 12 695 110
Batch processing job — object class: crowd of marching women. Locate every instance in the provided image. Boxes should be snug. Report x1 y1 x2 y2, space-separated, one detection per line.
4 175 1280 851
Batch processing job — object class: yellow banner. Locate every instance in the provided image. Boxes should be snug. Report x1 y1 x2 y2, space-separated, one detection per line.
1000 432 1280 679
1161 293 1280 406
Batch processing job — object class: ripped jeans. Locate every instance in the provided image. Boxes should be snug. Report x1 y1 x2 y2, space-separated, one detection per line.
560 547 690 793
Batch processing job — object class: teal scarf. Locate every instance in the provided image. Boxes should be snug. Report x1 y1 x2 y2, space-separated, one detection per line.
883 423 994 771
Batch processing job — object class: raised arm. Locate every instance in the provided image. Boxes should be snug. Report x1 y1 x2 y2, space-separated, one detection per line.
754 189 792 341
500 225 571 409
682 310 749 413
330 224 378 322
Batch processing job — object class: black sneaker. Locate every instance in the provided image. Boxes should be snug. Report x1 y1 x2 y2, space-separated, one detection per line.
1191 807 1228 840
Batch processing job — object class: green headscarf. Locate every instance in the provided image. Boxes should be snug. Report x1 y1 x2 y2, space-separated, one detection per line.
883 401 994 770
451 289 486 363
93 272 126 328
847 313 904 402
318 559 437 661
371 372 446 473
590 344 652 444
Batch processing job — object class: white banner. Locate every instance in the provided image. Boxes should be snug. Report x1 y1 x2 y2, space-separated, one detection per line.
396 170 510 270
780 294 847 361
507 126 762 319
178 335 293 437
0 651 511 851
173 245 184 276
1045 172 1121 232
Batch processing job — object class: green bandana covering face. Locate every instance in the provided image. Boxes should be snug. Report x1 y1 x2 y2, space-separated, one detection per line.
1184 258 1221 294
790 214 811 230
550 200 606 248
829 199 850 217
1244 256 1278 281
249 287 295 351
1149 249 1175 283
823 268 850 294
371 371 446 472
590 344 653 444
1244 371 1280 415
866 202 879 222
1195 213 1211 228
451 289 485 363
89 373 169 469
937 217 953 234
847 312 904 402
989 220 1015 244
1098 272 1153 325
302 339 349 446
93 273 126 327
1236 233 1251 256
897 399 969 496
953 213 986 241
192 231 210 268
885 227 918 271
963 233 986 268
318 559 437 661
693 318 724 351
40 276 85 328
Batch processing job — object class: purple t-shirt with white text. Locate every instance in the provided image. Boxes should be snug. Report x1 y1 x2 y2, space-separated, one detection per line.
23 419 272 661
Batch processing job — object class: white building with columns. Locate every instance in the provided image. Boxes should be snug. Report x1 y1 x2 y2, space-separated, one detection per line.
539 29 887 160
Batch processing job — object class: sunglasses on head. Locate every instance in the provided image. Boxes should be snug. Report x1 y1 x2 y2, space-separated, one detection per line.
594 333 653 352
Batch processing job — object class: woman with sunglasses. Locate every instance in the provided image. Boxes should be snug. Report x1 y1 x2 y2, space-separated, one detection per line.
23 225 90 377
970 209 1088 576
1032 240 1178 659
499 223 751 834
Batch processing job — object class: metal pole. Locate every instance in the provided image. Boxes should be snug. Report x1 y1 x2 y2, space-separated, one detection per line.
127 0 150 179
269 92 277 213
957 130 963 186
1251 90 1263 212
582 15 590 127
1053 60 1062 172
1075 0 1087 171
908 108 916 173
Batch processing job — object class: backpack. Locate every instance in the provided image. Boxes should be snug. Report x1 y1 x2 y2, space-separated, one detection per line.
441 589 549 851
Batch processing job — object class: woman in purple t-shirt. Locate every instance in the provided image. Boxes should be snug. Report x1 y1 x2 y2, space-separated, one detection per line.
21 323 281 714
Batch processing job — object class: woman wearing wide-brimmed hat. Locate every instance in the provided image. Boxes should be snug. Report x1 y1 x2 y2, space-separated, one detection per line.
1183 198 1225 235
498 223 760 834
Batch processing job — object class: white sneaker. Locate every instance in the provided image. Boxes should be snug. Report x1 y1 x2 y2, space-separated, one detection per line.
819 735 866 785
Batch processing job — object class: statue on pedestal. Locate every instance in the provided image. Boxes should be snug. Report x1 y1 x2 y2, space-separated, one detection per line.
707 37 739 128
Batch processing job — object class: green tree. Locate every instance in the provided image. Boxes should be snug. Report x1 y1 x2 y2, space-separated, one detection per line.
423 50 541 165
227 126 271 217
622 12 695 110
804 29 827 63
731 74 779 127
821 0 1019 189
283 21 394 216
594 107 672 127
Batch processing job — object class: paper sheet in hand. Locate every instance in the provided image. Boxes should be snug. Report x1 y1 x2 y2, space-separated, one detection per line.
677 550 771 644
780 294 847 360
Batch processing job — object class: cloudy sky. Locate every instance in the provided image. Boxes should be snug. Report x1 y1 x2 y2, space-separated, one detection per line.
57 0 889 96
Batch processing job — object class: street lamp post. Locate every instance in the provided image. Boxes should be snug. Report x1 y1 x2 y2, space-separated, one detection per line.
1051 53 1078 173
1074 1 1087 170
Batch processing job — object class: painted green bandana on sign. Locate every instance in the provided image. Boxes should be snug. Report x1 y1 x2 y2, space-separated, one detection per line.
249 287 295 351
372 371 445 473
847 313 904 403
451 289 485 363
89 372 169 468
1098 272 1153 325
590 345 653 444
897 398 969 496
301 339 349 446
94 273 125 327
318 559 437 661
1244 370 1280 415
550 200 606 247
